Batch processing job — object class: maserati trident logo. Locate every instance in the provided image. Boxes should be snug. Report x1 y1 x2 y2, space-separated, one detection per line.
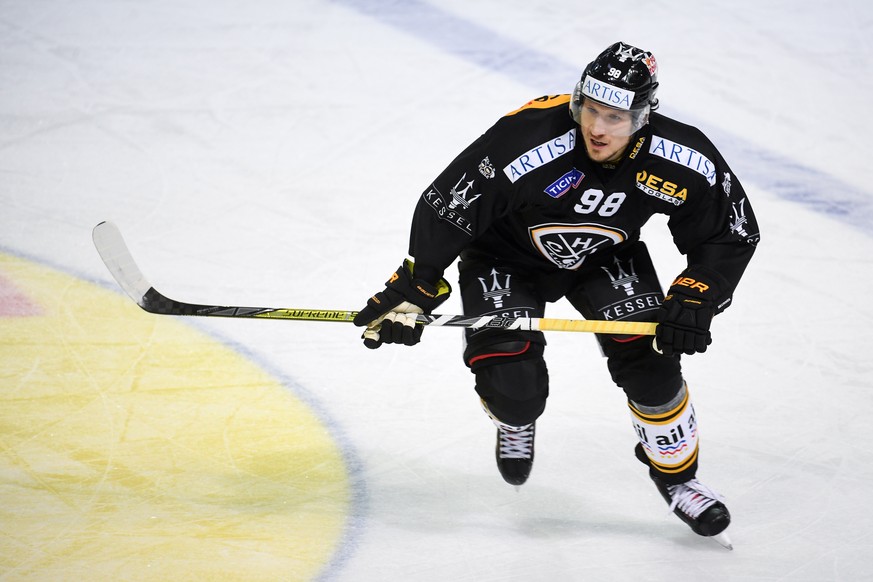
602 256 639 296
478 268 511 308
448 173 482 210
730 197 749 237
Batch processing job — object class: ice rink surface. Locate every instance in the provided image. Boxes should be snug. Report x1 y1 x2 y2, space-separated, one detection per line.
2 0 872 580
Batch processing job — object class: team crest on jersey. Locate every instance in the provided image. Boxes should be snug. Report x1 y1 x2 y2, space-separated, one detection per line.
529 223 627 270
544 168 585 199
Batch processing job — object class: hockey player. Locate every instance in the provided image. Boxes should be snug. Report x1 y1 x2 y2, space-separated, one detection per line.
354 41 759 543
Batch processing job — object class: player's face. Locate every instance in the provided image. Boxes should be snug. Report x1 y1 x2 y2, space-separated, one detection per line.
579 99 634 163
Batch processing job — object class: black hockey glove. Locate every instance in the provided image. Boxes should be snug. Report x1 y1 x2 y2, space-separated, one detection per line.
353 259 451 349
654 268 724 357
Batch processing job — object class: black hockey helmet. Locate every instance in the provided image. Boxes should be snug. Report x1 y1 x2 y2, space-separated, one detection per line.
570 42 659 132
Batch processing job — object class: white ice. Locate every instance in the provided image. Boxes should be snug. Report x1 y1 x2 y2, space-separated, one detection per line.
2 0 873 580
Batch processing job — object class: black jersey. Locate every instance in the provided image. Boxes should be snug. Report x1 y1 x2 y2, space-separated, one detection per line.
409 94 759 309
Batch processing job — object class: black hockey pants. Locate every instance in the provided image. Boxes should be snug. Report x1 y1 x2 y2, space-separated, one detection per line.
459 241 684 425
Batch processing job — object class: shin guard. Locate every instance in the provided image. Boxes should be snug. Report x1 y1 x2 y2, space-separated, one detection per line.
629 383 699 482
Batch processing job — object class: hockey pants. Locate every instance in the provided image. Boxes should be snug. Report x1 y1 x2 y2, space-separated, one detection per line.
458 242 698 483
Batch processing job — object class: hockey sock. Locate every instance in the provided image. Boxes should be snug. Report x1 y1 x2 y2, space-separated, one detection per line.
628 382 699 480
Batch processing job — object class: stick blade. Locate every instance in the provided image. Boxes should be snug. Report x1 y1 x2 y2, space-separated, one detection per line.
92 221 152 306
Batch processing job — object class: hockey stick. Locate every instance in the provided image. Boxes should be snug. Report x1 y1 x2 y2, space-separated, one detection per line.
92 221 657 335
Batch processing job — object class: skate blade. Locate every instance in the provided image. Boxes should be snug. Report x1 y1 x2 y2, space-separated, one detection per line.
711 530 733 550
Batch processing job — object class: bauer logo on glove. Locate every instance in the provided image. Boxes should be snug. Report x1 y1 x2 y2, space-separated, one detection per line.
353 260 451 349
654 267 729 357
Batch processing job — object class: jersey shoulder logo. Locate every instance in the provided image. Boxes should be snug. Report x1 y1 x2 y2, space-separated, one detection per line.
422 172 482 236
503 129 576 184
649 135 716 186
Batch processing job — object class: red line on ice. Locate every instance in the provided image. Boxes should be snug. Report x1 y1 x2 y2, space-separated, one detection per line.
0 272 42 317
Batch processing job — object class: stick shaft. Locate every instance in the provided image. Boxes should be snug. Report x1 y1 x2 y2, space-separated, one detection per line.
93 221 657 335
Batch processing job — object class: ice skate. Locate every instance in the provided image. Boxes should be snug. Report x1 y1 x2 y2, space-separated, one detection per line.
495 422 535 486
651 474 732 546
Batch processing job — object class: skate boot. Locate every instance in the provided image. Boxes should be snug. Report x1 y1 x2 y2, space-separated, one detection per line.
495 422 535 486
651 474 731 538
479 399 536 486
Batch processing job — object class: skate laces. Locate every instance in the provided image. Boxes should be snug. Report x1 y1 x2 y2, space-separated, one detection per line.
666 478 725 519
497 424 534 460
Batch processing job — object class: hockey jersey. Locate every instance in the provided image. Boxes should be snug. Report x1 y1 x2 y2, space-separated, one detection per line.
408 94 759 309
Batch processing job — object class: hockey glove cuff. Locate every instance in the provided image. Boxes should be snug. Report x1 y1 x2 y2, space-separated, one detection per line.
654 267 726 357
353 259 451 349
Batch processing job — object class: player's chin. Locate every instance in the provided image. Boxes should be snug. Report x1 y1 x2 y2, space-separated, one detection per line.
584 139 613 161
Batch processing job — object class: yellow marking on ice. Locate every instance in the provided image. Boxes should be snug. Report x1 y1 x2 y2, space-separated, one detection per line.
0 253 351 580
